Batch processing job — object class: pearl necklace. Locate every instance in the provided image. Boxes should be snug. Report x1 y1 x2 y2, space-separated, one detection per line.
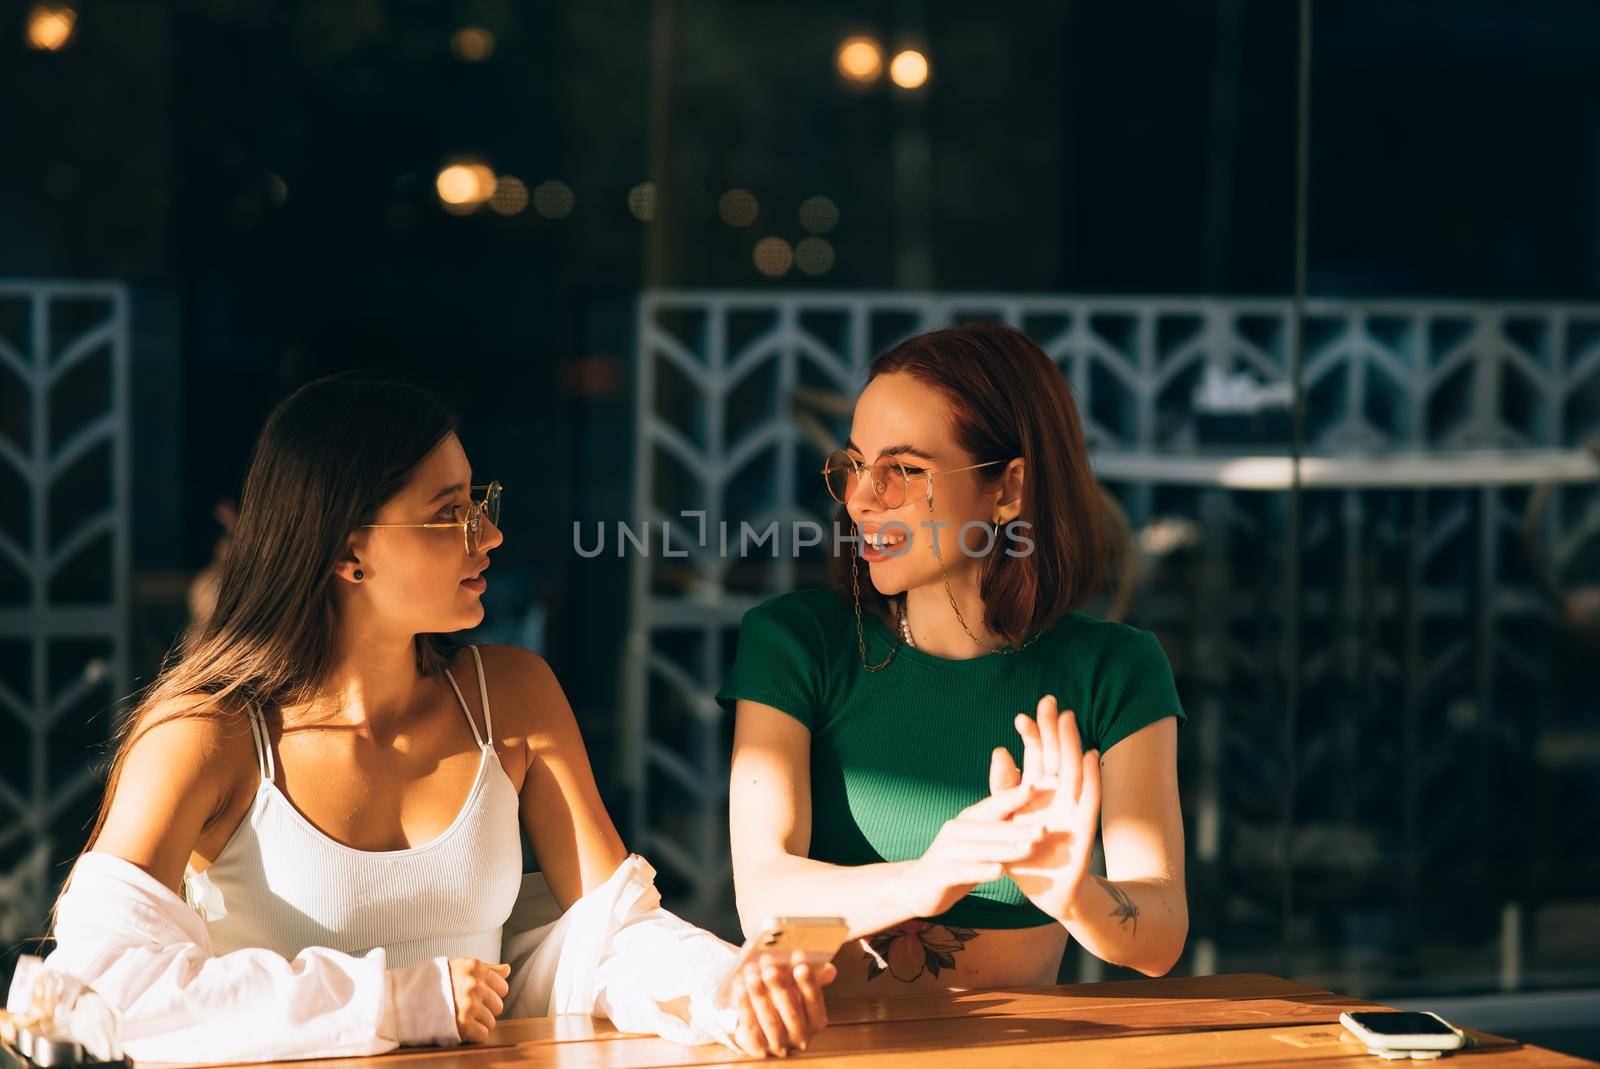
896 598 916 648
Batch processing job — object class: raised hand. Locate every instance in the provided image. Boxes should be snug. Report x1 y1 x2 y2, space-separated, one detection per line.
988 694 1102 920
893 783 1046 920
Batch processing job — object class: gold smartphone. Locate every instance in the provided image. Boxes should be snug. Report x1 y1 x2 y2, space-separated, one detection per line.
712 916 849 1007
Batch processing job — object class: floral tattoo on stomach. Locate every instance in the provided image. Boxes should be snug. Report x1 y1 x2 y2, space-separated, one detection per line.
862 920 979 982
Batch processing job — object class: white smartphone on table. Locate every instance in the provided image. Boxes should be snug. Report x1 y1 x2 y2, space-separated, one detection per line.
712 916 849 1008
1340 1011 1467 1058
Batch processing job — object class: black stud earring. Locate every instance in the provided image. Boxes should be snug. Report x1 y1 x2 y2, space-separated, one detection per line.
353 569 364 581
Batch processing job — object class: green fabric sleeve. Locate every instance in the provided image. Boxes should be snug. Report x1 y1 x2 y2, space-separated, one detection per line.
1090 629 1187 754
714 602 822 730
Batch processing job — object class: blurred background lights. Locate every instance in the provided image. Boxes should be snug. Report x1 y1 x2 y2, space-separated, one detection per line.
560 354 625 399
835 35 882 83
753 236 793 278
798 195 839 234
795 236 835 276
533 179 574 218
435 161 497 213
435 164 477 203
890 49 929 89
490 175 528 215
25 4 76 51
718 188 758 227
464 163 497 198
450 25 495 62
628 182 657 221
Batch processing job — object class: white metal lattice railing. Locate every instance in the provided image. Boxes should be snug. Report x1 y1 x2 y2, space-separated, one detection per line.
0 280 131 942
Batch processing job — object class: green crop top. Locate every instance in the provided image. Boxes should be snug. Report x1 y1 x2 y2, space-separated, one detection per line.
715 589 1186 930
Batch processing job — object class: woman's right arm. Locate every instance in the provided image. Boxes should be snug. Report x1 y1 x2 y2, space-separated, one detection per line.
729 700 1045 942
92 708 236 894
51 709 493 1059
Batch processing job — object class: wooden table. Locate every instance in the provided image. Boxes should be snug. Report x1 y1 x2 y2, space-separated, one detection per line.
239 974 1597 1068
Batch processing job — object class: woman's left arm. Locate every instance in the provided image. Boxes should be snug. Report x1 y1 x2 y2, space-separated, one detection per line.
998 699 1188 977
484 646 832 1057
487 645 628 907
1059 713 1187 975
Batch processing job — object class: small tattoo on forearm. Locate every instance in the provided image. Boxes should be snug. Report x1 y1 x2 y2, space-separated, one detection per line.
1099 878 1140 937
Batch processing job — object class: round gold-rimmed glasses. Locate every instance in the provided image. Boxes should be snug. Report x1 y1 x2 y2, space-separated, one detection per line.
362 481 502 554
822 450 1005 510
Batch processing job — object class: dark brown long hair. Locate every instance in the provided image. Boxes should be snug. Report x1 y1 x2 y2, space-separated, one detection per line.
83 371 461 851
829 322 1108 645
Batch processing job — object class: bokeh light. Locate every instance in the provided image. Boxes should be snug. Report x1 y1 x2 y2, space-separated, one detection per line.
435 161 497 213
628 182 657 221
26 4 76 51
799 195 839 234
490 175 528 215
890 49 929 89
719 188 759 227
835 36 882 83
533 179 575 218
450 25 495 62
435 164 478 204
753 236 794 278
560 354 625 398
795 237 835 276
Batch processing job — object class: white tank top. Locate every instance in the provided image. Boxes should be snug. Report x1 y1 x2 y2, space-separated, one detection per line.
184 646 524 968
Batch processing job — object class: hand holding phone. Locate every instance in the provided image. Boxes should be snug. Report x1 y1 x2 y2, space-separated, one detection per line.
713 917 844 1058
713 916 847 1008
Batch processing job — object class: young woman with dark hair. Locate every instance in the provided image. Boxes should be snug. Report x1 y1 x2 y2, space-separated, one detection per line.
31 373 830 1061
720 323 1188 997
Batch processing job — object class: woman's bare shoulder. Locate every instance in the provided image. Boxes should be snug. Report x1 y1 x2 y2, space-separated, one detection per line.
461 643 568 734
96 696 259 889
441 644 564 789
123 695 256 773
